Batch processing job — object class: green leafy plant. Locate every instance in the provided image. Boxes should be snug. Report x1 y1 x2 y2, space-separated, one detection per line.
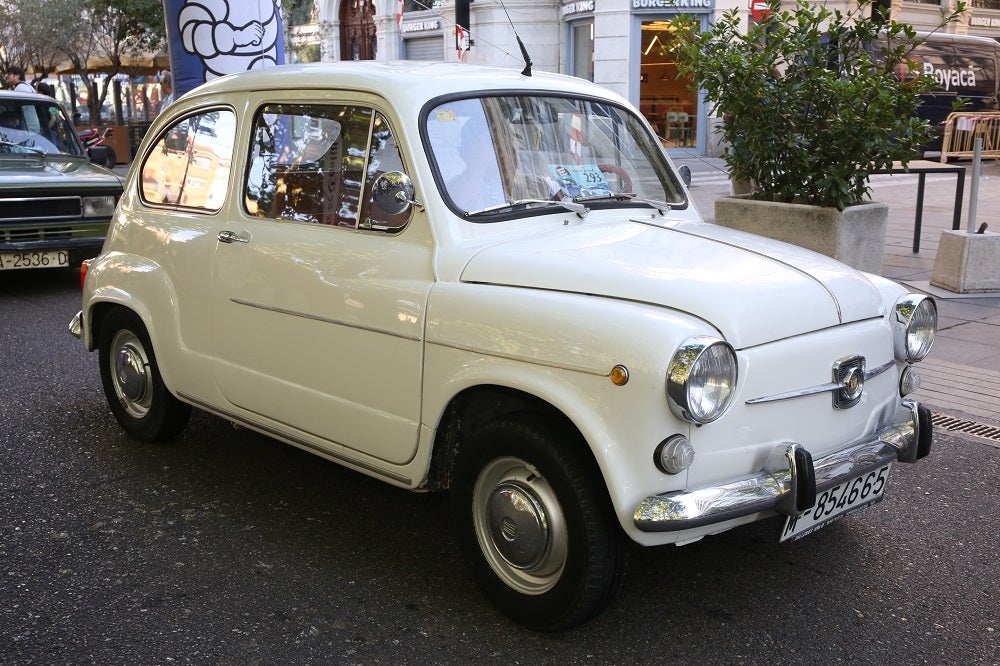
673 0 964 210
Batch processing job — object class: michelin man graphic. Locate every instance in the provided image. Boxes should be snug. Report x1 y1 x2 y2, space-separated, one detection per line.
177 0 282 82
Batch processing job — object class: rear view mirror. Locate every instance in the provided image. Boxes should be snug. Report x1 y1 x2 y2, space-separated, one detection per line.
678 165 692 187
87 146 111 165
372 171 419 214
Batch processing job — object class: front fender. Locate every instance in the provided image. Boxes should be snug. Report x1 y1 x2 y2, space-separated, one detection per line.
422 282 717 538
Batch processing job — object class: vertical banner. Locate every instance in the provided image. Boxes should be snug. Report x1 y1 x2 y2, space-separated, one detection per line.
163 0 286 98
455 0 471 58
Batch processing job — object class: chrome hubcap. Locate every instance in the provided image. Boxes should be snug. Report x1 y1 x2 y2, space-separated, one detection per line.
486 481 549 570
115 347 146 402
472 456 568 595
110 330 151 419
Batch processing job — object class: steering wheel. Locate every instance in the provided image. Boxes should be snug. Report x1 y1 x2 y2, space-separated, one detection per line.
598 164 633 193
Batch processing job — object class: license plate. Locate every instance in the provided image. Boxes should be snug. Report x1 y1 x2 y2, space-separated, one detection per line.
779 464 892 542
0 250 69 270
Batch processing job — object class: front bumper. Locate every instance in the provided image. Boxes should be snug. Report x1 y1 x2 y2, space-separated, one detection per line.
633 401 932 532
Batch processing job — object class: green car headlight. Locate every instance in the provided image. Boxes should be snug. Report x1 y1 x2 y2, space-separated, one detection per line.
82 195 117 218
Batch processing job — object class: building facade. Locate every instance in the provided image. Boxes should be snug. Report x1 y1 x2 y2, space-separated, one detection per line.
292 0 994 155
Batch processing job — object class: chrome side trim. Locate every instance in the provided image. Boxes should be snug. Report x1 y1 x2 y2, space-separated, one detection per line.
176 392 412 485
746 359 895 405
425 339 611 377
633 406 919 532
230 298 421 342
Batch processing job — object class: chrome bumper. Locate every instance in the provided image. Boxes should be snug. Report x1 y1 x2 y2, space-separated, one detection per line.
633 401 932 532
68 311 83 340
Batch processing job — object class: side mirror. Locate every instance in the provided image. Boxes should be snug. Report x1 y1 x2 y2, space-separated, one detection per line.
372 171 420 214
87 145 111 165
678 165 692 187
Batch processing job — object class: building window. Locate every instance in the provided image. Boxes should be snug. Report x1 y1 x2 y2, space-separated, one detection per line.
570 22 594 82
404 1 441 10
971 0 1000 8
639 20 698 149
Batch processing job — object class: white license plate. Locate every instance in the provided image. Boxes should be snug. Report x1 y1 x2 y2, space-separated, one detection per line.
779 463 892 542
0 250 69 270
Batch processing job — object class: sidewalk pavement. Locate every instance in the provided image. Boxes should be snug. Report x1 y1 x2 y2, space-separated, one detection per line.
676 155 1000 428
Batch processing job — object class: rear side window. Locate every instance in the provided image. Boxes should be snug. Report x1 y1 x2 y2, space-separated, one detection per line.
244 103 410 231
141 109 236 211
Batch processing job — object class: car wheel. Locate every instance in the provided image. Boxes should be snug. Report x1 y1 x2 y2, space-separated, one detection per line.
98 309 191 442
104 147 117 168
451 414 627 631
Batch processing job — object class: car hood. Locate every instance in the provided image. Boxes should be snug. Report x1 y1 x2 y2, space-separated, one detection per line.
0 155 122 190
458 217 885 349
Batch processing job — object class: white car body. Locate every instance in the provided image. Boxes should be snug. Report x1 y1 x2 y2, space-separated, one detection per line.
71 62 936 629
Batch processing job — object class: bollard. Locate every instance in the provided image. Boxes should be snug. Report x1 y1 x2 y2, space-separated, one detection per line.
967 138 981 234
931 135 999 293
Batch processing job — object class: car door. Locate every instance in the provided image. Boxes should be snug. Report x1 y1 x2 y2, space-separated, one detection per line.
211 99 433 466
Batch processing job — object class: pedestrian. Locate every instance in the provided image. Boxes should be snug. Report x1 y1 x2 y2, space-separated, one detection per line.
5 66 35 93
159 70 174 110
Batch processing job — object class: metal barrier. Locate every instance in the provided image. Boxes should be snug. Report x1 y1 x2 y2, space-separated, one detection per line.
940 112 1000 163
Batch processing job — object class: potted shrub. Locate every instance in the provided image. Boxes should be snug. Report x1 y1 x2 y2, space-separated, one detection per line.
672 0 964 273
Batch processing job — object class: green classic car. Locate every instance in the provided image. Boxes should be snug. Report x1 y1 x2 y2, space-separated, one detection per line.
0 90 123 271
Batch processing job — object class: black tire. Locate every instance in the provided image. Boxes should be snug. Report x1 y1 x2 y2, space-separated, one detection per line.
451 414 628 631
97 308 191 442
104 146 117 168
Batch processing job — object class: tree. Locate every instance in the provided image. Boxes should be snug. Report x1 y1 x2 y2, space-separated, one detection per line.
0 0 165 123
672 0 964 210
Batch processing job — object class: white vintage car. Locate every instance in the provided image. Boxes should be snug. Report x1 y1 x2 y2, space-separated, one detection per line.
70 62 936 630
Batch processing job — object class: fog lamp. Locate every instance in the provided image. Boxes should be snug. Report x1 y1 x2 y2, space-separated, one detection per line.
899 366 921 397
654 435 694 475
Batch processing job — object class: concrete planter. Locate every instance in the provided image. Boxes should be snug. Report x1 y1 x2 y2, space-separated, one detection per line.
713 196 889 274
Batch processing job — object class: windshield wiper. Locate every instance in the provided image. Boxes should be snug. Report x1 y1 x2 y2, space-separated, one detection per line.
465 198 589 218
572 192 679 214
0 140 45 156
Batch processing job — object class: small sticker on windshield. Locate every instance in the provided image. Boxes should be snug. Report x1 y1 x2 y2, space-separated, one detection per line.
434 109 458 122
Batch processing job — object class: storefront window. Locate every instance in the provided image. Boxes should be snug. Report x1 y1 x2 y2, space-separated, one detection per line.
639 20 698 149
571 22 594 81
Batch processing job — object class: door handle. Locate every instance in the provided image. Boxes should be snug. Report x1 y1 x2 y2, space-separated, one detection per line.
218 230 249 244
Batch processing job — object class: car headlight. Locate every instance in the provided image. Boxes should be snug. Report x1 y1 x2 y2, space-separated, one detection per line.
82 195 117 218
666 336 738 424
893 295 937 362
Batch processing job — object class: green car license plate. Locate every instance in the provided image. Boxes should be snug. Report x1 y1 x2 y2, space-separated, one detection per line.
0 250 69 270
780 464 891 542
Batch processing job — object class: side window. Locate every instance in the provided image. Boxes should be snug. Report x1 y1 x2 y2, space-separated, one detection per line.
141 109 236 211
244 104 411 231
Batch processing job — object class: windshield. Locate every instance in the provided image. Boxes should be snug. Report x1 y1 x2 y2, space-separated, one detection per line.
0 99 84 157
424 94 684 218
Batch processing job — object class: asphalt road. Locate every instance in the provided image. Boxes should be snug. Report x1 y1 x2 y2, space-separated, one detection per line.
2 268 997 665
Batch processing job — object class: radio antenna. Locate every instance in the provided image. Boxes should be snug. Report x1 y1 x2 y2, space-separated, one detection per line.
497 0 532 76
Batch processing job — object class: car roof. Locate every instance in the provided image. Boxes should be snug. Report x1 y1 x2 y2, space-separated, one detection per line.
182 61 628 109
0 89 53 101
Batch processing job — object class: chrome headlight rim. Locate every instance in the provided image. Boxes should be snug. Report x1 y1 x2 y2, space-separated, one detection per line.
893 294 937 363
666 336 738 425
